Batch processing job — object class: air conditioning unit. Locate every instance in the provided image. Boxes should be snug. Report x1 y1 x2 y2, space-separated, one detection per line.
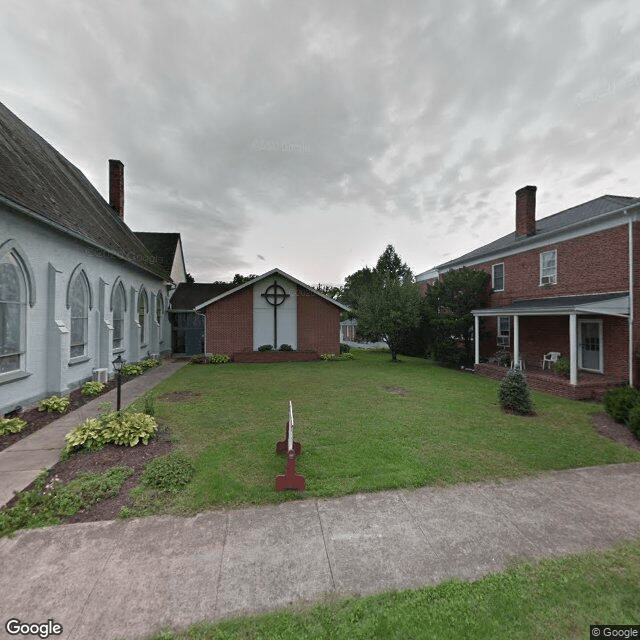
541 275 556 285
497 336 509 346
150 353 160 360
93 368 108 383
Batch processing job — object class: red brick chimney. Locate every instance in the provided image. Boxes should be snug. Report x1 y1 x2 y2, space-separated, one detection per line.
109 159 124 219
515 185 536 236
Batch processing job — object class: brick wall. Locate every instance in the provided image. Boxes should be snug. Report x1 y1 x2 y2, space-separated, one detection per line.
297 287 341 354
204 287 253 355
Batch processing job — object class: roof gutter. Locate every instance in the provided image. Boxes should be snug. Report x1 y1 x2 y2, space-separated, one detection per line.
1 194 172 284
421 200 640 278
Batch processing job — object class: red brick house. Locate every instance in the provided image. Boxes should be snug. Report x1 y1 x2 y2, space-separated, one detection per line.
194 268 348 361
417 186 640 399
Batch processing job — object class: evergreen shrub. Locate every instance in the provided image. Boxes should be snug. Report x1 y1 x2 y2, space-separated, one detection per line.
498 369 534 416
602 386 640 424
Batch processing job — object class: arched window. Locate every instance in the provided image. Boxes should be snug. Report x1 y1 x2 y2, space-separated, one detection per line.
112 282 126 349
138 288 148 346
0 252 27 373
69 272 89 358
156 292 164 343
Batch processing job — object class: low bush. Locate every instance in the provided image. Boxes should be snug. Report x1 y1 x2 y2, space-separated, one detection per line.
279 344 293 351
81 381 105 397
0 417 27 436
38 395 70 413
140 357 160 371
602 386 640 424
498 369 534 416
321 352 354 361
121 363 143 377
626 403 640 438
140 449 196 493
339 343 351 354
191 354 208 364
209 354 230 364
64 407 158 456
258 344 273 351
554 357 570 378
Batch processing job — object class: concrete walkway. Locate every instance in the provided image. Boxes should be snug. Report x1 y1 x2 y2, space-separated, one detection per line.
1 463 640 639
0 360 188 507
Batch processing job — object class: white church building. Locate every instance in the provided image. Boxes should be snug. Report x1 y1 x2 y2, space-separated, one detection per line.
0 102 184 415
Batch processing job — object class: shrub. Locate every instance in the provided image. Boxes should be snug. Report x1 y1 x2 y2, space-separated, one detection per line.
431 342 468 368
339 343 351 354
626 403 640 438
38 395 70 413
258 344 273 351
0 417 27 436
81 381 105 397
191 354 208 364
140 358 160 371
209 354 230 364
554 357 570 379
602 386 640 424
64 408 158 456
320 353 336 361
498 369 534 416
140 450 196 493
320 352 353 361
142 394 156 416
121 363 143 377
279 344 293 351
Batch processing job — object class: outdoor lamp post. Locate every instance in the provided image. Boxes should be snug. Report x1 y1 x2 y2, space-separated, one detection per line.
112 354 125 411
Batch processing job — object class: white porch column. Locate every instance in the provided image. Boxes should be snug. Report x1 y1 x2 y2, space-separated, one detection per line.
513 315 520 367
569 313 578 385
474 315 480 365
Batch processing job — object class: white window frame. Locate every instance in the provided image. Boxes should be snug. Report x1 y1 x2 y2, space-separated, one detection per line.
497 316 510 346
112 282 126 351
492 262 504 291
156 291 164 344
540 250 557 285
69 271 90 360
0 251 27 376
138 288 148 347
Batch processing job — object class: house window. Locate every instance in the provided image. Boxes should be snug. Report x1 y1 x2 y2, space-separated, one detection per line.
540 250 557 285
69 272 89 358
138 288 148 346
492 263 504 291
0 252 26 374
156 293 164 343
112 283 126 350
497 316 510 346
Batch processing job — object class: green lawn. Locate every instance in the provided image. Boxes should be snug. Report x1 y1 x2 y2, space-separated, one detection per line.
129 350 640 516
142 537 640 640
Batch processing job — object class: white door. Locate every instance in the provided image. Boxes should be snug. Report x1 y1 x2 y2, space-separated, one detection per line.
579 320 602 372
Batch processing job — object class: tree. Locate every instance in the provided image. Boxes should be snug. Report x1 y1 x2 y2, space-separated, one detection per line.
340 266 376 316
354 245 422 362
424 267 490 366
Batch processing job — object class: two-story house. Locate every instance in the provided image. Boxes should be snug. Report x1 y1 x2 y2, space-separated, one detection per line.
417 186 640 399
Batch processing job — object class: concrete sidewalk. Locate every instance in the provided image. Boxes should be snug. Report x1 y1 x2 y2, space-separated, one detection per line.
0 360 188 507
1 462 640 640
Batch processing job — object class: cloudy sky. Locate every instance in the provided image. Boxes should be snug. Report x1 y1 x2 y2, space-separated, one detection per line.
3 1 640 285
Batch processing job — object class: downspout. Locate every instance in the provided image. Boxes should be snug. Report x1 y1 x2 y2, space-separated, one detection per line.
629 218 634 386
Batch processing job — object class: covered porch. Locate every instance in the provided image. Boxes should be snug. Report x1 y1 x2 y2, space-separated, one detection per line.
472 293 631 398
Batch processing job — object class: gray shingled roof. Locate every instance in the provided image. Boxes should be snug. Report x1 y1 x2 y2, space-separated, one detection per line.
170 283 234 310
428 194 640 274
0 101 166 279
135 232 180 277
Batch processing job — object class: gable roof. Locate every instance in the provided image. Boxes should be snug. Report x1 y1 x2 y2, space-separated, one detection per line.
0 101 167 280
418 194 640 278
170 282 235 310
135 232 182 277
194 268 350 311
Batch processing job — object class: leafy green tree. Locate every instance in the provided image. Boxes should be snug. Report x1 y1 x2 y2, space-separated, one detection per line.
340 266 376 316
354 246 422 361
424 267 490 366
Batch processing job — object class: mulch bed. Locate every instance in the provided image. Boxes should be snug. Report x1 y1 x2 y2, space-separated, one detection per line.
591 411 640 451
0 380 121 453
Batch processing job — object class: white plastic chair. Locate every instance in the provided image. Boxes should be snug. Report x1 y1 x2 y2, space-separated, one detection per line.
542 351 561 370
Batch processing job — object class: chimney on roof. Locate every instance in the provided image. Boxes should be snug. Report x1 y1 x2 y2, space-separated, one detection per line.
515 185 536 236
109 159 124 219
